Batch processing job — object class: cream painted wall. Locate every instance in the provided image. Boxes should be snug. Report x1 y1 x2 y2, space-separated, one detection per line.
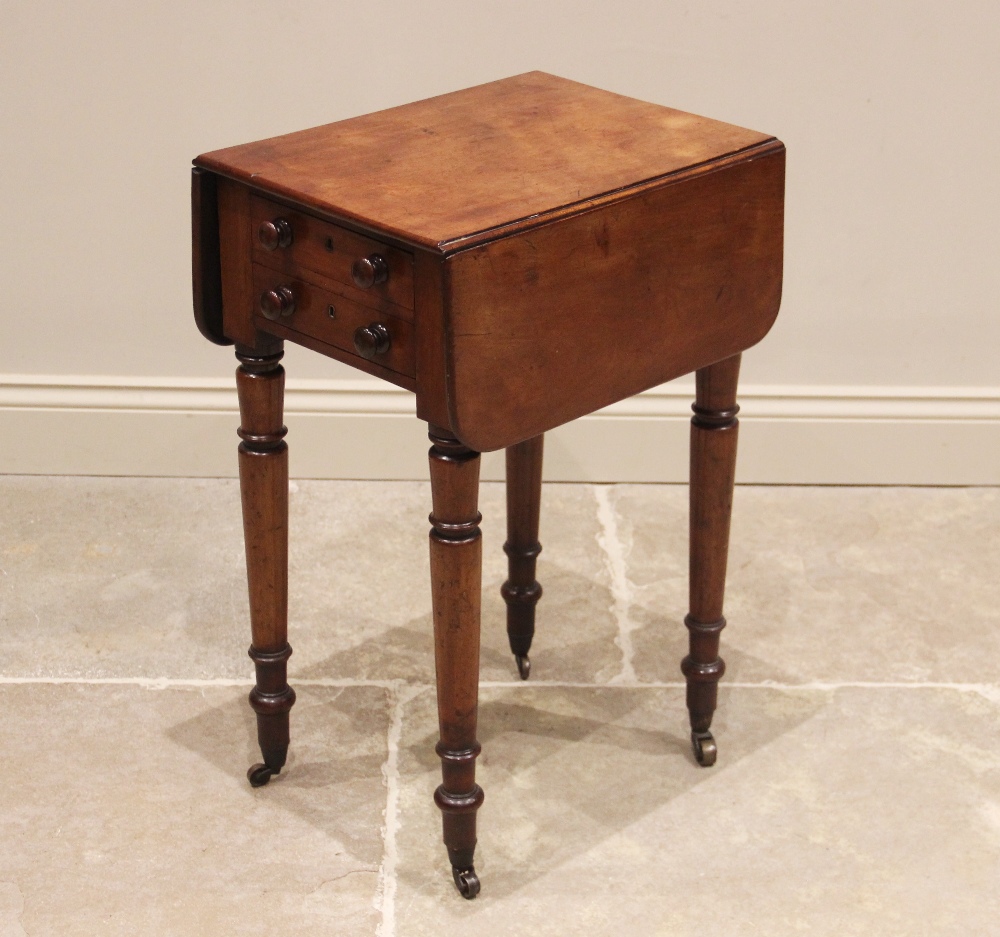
2 2 999 479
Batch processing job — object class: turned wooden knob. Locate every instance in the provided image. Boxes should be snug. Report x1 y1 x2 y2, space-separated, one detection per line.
258 218 293 251
353 322 391 359
259 285 296 320
351 254 389 289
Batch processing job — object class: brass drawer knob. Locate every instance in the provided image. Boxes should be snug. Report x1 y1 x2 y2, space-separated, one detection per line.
353 322 391 359
351 254 389 289
259 285 296 320
258 218 293 251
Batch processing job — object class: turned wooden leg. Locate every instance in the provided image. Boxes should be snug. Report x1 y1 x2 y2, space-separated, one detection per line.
236 341 295 787
502 434 544 680
682 353 740 768
427 425 484 899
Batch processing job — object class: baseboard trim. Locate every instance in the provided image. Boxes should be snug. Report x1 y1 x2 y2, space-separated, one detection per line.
2 375 999 483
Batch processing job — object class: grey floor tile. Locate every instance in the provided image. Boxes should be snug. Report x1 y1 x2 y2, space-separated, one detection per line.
392 684 1000 936
3 477 1000 934
615 486 1000 684
0 684 389 936
0 477 619 684
483 482 621 684
0 477 249 679
290 479 619 684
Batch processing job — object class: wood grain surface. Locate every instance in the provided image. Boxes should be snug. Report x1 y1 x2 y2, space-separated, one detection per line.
443 144 784 451
250 194 415 311
251 265 415 378
195 72 773 252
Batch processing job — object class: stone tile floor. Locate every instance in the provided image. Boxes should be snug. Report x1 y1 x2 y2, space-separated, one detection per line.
0 478 998 935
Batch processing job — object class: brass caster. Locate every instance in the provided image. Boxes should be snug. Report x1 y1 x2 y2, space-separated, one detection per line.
247 763 275 787
515 654 531 681
691 730 717 767
452 865 481 899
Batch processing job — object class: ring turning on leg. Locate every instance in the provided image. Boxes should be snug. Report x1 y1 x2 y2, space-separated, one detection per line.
247 641 296 784
684 354 740 767
236 341 296 786
428 426 486 896
681 616 726 766
434 746 485 900
502 435 544 679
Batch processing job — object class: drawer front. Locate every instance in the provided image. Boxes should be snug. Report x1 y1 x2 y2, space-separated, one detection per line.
252 264 414 377
250 195 414 311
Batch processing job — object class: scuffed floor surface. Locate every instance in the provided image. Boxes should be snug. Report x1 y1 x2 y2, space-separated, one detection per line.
1 478 998 936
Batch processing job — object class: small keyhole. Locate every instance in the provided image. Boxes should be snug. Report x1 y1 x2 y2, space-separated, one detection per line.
325 237 334 251
327 305 336 319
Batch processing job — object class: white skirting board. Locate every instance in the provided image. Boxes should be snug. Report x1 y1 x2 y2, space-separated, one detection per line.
1 376 999 484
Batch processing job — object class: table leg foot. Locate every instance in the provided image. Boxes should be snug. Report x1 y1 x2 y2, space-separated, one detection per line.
247 763 275 787
503 434 544 679
691 730 718 767
247 644 295 783
452 866 481 900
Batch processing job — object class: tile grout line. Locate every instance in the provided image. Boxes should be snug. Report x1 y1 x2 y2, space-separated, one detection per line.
2 675 997 698
594 484 638 684
0 676 402 688
375 681 419 937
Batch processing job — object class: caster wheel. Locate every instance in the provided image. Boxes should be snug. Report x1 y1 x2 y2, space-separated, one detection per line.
247 763 274 787
452 866 481 900
515 654 531 680
691 731 717 767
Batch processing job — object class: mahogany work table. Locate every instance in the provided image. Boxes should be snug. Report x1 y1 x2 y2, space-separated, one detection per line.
191 71 784 899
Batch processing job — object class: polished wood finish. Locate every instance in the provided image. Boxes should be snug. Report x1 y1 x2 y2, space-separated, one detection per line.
216 177 256 348
351 254 389 290
258 311 418 392
257 217 293 252
190 168 229 346
682 353 741 767
235 340 295 787
251 265 414 377
444 147 782 451
353 322 391 360
191 72 784 898
258 284 295 321
250 194 414 311
427 427 484 899
196 71 772 251
412 248 450 428
196 72 783 446
502 434 544 679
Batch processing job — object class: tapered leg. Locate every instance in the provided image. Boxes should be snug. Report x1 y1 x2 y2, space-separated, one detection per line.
682 353 741 767
502 434 544 680
236 341 296 787
427 425 484 899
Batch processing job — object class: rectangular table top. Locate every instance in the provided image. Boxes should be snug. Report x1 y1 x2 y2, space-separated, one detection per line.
195 71 774 253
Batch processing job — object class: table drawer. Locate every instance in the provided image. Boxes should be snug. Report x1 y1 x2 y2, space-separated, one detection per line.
250 195 414 311
252 264 414 377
